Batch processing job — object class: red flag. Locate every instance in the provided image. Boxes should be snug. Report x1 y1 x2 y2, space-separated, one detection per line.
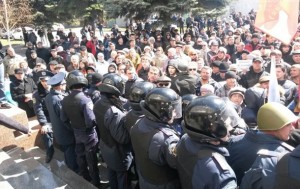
255 0 299 44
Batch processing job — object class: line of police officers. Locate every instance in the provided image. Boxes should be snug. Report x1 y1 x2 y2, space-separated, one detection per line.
31 69 300 189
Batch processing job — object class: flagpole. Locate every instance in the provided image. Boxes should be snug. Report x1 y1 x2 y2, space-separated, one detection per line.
267 57 280 103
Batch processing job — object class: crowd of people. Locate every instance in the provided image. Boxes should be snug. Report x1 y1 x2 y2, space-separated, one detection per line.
1 9 300 189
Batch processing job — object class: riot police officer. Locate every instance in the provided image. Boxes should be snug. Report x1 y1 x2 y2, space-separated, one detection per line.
85 72 102 104
32 70 54 163
93 73 132 189
176 95 237 189
45 72 78 172
125 81 156 132
130 88 182 189
61 70 100 187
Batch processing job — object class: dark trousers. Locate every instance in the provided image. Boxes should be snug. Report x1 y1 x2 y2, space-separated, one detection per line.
60 144 78 173
42 132 54 158
73 128 100 187
108 168 130 189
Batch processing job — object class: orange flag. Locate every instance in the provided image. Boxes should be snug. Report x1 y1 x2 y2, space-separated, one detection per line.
255 0 299 44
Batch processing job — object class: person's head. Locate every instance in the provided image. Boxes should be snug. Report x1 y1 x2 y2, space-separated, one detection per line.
37 42 43 48
292 50 300 63
86 66 96 74
97 52 105 61
209 40 219 52
251 33 260 44
109 42 116 50
117 63 126 75
19 61 29 69
148 66 161 83
228 87 245 105
48 60 58 71
98 73 125 96
141 55 151 69
200 84 214 96
252 56 264 72
141 88 182 124
30 50 37 59
188 61 198 75
47 72 67 91
108 63 117 73
183 95 231 143
200 66 212 81
66 70 88 90
124 66 136 80
217 47 227 59
156 75 171 88
50 48 58 57
225 71 237 88
257 102 298 141
281 44 291 53
227 36 234 45
71 54 80 65
156 47 164 55
14 68 25 80
37 70 54 89
129 81 155 110
211 61 221 74
276 64 287 80
258 75 270 89
7 47 16 57
167 48 176 59
290 64 300 78
236 42 245 52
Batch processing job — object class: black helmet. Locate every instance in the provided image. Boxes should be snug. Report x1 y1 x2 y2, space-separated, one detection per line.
86 73 93 86
182 94 197 110
129 81 156 103
98 73 125 96
141 88 182 123
66 70 88 89
183 95 229 142
86 73 103 85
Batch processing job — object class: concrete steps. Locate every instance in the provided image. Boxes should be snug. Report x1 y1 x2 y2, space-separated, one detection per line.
0 105 43 151
0 147 98 189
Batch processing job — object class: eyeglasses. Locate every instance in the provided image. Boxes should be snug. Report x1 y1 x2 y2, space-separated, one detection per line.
189 68 197 71
191 54 197 56
158 83 170 87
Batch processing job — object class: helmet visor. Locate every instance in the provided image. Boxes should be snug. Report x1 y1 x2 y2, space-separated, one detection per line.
172 97 182 119
218 104 240 131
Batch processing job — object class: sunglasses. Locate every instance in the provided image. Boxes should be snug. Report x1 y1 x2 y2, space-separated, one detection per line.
158 83 170 87
189 68 197 71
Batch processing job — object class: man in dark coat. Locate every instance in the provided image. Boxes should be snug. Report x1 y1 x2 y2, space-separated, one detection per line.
10 68 37 118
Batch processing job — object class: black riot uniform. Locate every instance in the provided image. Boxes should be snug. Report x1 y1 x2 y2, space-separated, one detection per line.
94 73 132 189
130 88 182 189
85 73 102 104
60 70 100 187
176 95 237 189
125 81 156 132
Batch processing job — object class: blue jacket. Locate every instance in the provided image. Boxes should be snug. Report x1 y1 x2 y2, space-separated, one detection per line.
177 134 237 189
33 83 50 126
226 130 294 185
45 89 75 145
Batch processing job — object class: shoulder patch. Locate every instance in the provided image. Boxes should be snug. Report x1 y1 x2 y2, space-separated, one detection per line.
212 152 229 171
257 149 281 157
280 142 295 152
